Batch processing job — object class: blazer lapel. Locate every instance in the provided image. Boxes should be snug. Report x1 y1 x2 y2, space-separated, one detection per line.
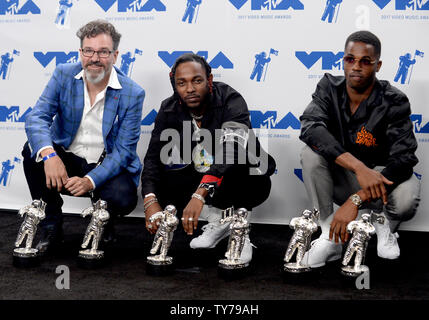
70 78 85 144
102 88 120 140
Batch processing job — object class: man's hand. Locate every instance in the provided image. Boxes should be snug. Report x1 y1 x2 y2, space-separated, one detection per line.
329 200 359 244
355 165 393 204
144 199 163 235
64 177 93 197
182 188 208 235
42 149 68 192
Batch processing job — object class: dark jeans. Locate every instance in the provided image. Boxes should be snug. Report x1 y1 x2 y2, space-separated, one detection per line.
22 142 138 230
156 164 272 215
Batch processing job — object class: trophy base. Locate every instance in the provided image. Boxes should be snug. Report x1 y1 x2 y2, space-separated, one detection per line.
283 262 312 273
282 263 318 284
13 248 40 268
77 249 106 269
146 256 174 276
341 265 369 277
218 259 250 280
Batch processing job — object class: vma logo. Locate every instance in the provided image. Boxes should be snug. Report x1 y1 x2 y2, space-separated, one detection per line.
394 50 424 85
228 0 304 10
410 114 429 133
0 106 32 122
0 0 40 15
1 50 20 80
296 51 344 70
120 48 143 77
0 157 21 188
141 109 157 126
34 52 78 68
373 0 429 10
250 110 300 129
158 51 234 69
94 0 166 12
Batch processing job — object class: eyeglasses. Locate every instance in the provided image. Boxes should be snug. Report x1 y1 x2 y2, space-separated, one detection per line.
81 48 113 58
343 56 377 67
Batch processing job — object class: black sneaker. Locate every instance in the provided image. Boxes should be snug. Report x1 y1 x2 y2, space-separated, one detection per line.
36 225 64 255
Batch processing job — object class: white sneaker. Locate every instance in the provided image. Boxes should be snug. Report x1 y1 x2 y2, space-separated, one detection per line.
374 214 400 260
239 236 255 265
190 221 230 249
303 237 342 268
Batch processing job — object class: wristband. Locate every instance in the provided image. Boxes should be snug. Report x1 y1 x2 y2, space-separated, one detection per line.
42 152 57 162
192 193 205 204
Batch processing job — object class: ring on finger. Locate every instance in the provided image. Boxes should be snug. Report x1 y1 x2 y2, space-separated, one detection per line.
147 224 153 229
188 217 193 221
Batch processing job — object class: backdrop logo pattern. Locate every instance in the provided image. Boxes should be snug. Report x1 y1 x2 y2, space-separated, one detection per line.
182 0 202 23
228 0 304 10
296 51 344 70
120 49 142 77
0 0 40 15
250 111 300 129
0 157 20 188
410 114 429 133
54 0 78 29
158 51 234 69
0 50 19 80
250 49 278 82
0 106 32 122
141 109 157 126
321 0 342 23
94 0 166 12
34 51 78 68
373 0 429 10
393 50 424 84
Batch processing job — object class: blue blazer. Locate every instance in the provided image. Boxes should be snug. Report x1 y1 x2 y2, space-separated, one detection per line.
25 62 145 188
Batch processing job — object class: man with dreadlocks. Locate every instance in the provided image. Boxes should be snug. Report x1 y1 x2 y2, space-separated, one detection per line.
299 30 420 268
141 53 276 265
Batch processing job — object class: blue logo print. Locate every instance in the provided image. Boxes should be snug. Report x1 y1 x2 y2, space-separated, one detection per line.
250 49 278 82
94 0 166 12
410 114 429 133
141 109 158 126
0 50 19 80
373 0 429 10
120 49 142 77
394 50 424 84
296 51 344 70
34 51 78 68
158 51 234 69
54 0 74 28
0 157 20 187
0 0 40 15
228 0 304 10
294 168 303 182
321 0 342 23
182 0 201 23
0 106 32 122
250 111 300 129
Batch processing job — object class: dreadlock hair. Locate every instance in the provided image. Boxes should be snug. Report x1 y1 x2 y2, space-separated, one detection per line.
345 30 381 59
76 19 122 51
169 53 213 100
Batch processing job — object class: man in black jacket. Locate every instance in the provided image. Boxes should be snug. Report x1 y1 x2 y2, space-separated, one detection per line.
141 53 275 265
299 31 420 267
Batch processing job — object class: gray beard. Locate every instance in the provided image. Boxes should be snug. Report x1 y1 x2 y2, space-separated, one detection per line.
85 68 106 84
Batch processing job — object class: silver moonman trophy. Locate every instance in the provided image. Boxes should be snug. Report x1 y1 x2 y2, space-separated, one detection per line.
341 213 375 277
13 199 46 267
146 205 179 276
78 199 110 268
218 207 251 271
284 208 319 273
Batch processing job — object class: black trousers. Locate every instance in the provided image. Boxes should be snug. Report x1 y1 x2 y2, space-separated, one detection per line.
156 164 272 215
22 142 138 229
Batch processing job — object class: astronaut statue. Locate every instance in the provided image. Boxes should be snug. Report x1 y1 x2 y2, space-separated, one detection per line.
78 199 110 263
13 199 46 267
284 208 319 273
341 213 375 277
147 205 179 266
218 207 251 270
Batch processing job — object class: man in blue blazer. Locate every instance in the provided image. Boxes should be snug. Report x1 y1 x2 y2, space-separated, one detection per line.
22 20 145 254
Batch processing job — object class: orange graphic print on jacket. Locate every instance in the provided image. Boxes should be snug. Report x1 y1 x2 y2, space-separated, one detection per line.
356 126 377 147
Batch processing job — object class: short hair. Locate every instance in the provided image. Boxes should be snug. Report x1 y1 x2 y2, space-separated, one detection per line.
76 20 121 51
345 30 381 58
170 53 212 85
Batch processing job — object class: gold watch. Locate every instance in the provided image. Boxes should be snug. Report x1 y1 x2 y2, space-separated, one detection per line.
349 193 362 207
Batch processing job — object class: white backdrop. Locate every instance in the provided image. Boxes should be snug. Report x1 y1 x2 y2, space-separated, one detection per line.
0 0 428 231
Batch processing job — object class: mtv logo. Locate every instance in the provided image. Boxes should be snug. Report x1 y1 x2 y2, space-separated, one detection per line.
94 0 166 12
373 0 429 10
296 51 344 70
158 51 234 69
0 0 40 15
250 110 300 129
34 52 79 68
0 106 32 122
228 0 304 10
141 109 158 126
410 114 429 133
